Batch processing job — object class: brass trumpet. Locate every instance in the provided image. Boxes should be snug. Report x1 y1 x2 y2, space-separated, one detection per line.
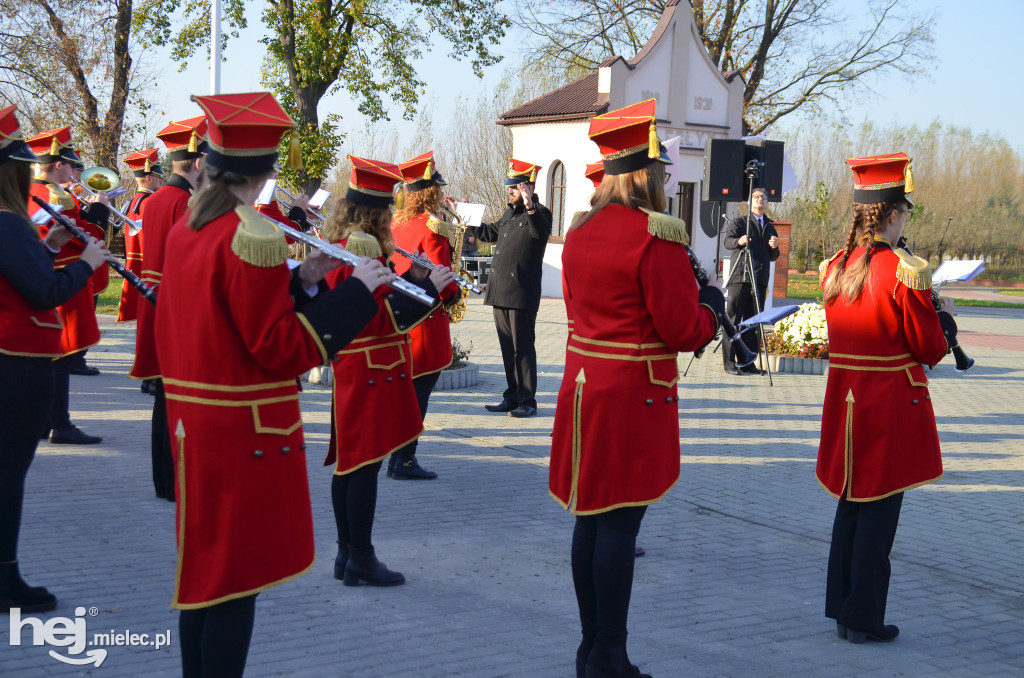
273 184 325 230
72 167 140 239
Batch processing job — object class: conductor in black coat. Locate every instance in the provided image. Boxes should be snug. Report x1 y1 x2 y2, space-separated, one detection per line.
468 160 552 418
723 187 780 374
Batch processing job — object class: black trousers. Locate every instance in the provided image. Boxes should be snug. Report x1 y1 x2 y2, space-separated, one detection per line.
723 282 767 369
179 594 256 678
0 354 54 561
48 352 80 430
826 493 904 631
151 380 175 500
332 461 383 549
572 505 647 664
392 370 441 461
492 306 538 407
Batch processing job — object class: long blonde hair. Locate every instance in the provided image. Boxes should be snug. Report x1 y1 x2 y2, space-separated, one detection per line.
393 184 443 226
569 162 666 232
322 198 395 256
822 200 906 305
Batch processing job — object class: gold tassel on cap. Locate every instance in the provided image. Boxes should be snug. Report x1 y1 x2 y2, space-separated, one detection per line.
187 130 199 153
285 130 303 171
529 166 536 183
648 120 659 159
423 160 432 181
904 160 914 193
394 188 405 211
49 138 59 156
144 158 152 173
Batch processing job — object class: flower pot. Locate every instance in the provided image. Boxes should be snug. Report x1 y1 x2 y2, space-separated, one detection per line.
767 354 828 375
435 362 480 391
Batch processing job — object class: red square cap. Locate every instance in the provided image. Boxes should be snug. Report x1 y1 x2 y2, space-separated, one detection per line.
124 148 163 177
846 152 914 205
157 115 209 160
585 161 605 187
191 92 297 175
505 158 542 186
588 99 670 175
346 155 403 209
27 126 81 164
0 106 35 163
399 150 447 192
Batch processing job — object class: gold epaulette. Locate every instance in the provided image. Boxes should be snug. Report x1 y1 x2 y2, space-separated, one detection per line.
230 205 288 268
47 183 76 211
819 251 842 284
570 210 586 227
426 215 451 239
641 209 688 245
894 247 932 290
344 230 383 258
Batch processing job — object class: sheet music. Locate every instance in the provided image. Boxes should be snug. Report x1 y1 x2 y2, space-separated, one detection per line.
256 179 277 206
309 189 330 210
933 260 986 285
31 204 64 225
737 304 800 330
455 202 486 227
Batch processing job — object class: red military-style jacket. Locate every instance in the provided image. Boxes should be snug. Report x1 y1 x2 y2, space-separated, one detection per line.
549 205 718 514
131 174 193 380
28 179 101 357
116 189 151 322
816 242 948 501
391 212 460 376
255 200 300 244
0 210 93 357
323 231 439 474
155 206 377 609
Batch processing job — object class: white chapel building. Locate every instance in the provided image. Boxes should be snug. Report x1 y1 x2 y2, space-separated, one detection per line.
496 0 745 297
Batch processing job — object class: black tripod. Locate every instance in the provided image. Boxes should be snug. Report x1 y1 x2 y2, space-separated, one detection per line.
722 161 775 385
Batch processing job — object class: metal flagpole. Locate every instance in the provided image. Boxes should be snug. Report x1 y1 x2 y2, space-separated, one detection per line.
210 0 221 94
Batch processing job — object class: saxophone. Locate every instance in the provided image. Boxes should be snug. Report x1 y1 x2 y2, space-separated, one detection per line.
443 205 474 323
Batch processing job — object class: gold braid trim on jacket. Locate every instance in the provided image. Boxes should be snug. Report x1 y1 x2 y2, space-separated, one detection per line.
894 247 932 290
231 205 288 268
641 209 688 245
344 230 383 258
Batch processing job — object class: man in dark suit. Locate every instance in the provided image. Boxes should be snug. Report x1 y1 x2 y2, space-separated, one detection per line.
469 158 552 418
723 187 780 375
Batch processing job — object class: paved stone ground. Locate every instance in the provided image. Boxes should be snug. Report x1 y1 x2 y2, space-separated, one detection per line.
2 296 1023 677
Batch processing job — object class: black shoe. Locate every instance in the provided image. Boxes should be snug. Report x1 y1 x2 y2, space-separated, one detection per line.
634 545 645 558
836 622 847 639
740 364 763 375
485 399 516 413
585 645 652 678
69 364 100 376
49 426 102 445
847 624 899 644
508 405 537 418
343 546 404 587
333 541 350 580
391 457 437 480
0 562 57 614
724 366 743 376
386 455 396 478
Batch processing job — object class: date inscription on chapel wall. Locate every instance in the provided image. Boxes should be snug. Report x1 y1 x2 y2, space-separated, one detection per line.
693 96 713 111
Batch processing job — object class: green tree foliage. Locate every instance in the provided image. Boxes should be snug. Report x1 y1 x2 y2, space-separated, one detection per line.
134 0 510 193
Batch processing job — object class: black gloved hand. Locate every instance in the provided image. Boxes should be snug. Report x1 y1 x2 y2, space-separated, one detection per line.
697 285 725 320
937 310 958 348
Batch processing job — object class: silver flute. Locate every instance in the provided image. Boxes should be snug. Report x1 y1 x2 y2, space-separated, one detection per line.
392 246 483 295
261 215 435 306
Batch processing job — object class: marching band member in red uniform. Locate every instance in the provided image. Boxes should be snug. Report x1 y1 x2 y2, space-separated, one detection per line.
116 148 163 324
132 115 207 501
0 107 112 612
388 150 461 479
549 100 722 678
817 153 958 644
322 155 455 587
26 127 110 445
155 92 392 678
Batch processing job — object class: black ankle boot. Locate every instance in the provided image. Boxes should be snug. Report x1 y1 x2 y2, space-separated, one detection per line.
0 561 56 614
586 645 652 678
386 455 396 478
333 541 350 580
343 546 405 587
576 637 595 678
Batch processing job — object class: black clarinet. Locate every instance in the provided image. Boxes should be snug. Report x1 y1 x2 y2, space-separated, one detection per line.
32 197 158 306
685 245 756 368
895 236 973 372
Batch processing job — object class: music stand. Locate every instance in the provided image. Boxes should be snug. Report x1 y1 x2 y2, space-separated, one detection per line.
736 304 800 387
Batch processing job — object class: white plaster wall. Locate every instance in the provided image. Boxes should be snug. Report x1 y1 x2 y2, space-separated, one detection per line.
624 24 675 119
684 30 730 127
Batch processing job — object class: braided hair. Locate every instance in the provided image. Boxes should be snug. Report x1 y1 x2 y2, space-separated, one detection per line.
822 201 904 305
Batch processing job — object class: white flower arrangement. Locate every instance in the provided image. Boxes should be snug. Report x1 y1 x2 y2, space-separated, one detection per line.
767 302 829 359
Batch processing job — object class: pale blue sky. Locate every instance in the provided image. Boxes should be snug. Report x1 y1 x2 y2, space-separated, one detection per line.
153 0 1023 153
